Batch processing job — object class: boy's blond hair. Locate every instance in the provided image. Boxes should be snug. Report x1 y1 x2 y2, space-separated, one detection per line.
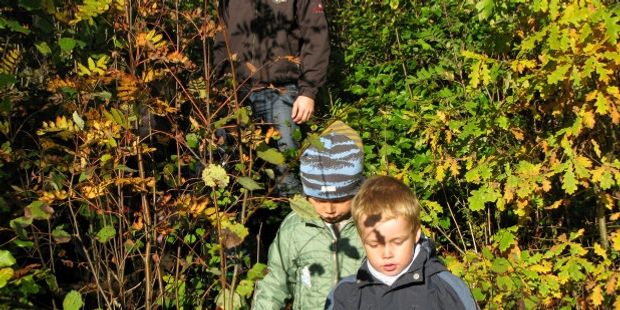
351 175 421 235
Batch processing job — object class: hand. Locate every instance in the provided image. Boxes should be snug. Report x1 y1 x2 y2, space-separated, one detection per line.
291 95 315 124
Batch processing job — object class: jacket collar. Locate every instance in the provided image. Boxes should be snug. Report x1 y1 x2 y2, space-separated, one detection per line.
355 235 447 288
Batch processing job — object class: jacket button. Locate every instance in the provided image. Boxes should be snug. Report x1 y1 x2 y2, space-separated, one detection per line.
413 273 420 280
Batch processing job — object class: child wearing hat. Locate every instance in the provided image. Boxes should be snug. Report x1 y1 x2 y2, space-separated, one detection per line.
252 121 366 310
325 176 479 310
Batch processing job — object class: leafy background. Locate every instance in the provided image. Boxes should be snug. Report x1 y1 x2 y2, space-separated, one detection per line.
0 0 619 309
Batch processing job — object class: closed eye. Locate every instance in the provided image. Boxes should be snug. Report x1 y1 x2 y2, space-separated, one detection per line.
366 242 379 248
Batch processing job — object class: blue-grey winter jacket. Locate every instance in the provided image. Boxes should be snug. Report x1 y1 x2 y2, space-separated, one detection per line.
325 236 479 310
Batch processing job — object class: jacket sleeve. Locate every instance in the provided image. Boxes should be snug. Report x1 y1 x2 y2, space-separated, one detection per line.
324 277 356 310
296 0 330 100
436 271 480 310
252 226 296 310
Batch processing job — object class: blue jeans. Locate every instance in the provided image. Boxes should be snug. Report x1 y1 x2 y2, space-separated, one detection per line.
249 84 302 196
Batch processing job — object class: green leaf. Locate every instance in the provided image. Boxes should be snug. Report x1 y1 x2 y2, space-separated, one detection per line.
289 195 320 220
561 168 577 194
0 268 13 288
215 288 245 310
471 287 485 302
604 14 620 44
257 148 285 165
467 185 499 211
0 74 16 88
235 279 255 298
222 221 249 242
237 176 263 191
72 111 84 130
58 38 77 53
10 216 32 239
13 239 33 248
600 170 614 190
547 64 571 85
18 0 41 10
0 250 16 268
247 263 268 281
496 229 516 252
26 201 53 220
475 0 494 21
35 42 52 55
496 116 508 130
186 133 199 148
183 234 197 244
95 225 116 243
491 258 511 273
52 227 72 244
236 108 250 125
0 17 31 34
595 92 609 115
496 274 514 290
303 133 324 151
63 290 83 310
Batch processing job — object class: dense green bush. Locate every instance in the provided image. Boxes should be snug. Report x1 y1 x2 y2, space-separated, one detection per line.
331 0 620 308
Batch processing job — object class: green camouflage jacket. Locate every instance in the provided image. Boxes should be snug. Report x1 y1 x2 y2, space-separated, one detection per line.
252 211 365 310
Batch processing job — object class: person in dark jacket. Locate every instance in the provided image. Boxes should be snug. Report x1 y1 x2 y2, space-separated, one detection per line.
213 0 330 196
325 176 479 310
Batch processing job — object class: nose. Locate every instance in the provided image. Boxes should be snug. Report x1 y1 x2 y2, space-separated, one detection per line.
382 245 393 258
325 203 336 214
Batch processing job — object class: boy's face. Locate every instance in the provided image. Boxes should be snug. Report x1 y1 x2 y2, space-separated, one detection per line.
308 197 353 223
359 215 420 276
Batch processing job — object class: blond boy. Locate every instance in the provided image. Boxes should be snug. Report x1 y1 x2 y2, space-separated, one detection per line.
326 176 478 310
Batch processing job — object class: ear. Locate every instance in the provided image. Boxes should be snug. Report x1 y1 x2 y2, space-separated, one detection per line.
415 228 421 243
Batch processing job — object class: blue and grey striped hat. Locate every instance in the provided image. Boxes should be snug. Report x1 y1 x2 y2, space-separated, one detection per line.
300 121 364 200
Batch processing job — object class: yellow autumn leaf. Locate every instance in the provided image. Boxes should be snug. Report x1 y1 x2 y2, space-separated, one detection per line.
530 262 552 274
589 285 603 307
81 184 107 198
596 93 609 115
606 274 618 295
510 128 524 140
189 198 209 217
503 186 514 203
547 199 563 209
581 110 596 128
601 193 614 211
435 164 445 181
436 110 447 123
593 243 607 259
611 229 620 252
445 130 453 144
591 139 602 158
444 255 465 276
265 127 280 144
608 86 620 100
586 90 598 102
136 32 148 47
611 105 620 125
542 179 552 192
611 212 620 221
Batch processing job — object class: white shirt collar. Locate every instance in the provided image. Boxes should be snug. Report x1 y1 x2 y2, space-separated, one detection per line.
367 243 421 286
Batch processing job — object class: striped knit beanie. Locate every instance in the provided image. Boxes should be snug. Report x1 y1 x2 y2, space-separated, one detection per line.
300 121 364 200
